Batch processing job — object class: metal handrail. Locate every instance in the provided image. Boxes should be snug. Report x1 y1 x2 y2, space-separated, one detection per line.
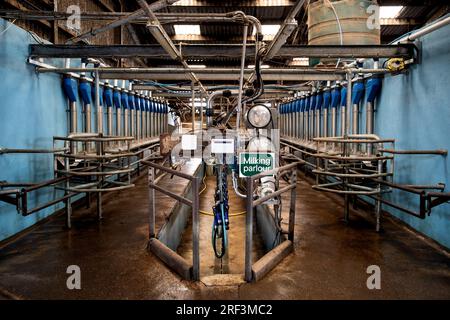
143 160 200 281
245 163 298 282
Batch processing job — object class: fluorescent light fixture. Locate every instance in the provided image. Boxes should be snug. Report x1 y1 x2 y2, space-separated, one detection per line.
291 57 309 66
253 24 280 36
379 6 403 18
188 64 206 69
248 64 270 69
174 24 201 35
173 0 193 5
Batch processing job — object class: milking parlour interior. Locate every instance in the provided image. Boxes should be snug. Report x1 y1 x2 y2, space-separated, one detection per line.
0 0 449 307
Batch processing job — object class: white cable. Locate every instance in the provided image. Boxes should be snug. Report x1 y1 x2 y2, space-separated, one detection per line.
0 19 17 37
324 0 343 67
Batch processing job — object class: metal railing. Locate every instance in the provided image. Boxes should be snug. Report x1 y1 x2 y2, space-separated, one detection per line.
142 160 200 281
245 162 299 282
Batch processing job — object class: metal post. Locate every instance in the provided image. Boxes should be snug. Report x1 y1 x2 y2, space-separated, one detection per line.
366 101 374 155
107 106 113 136
96 133 103 220
137 101 141 142
288 168 297 241
352 104 359 135
148 166 156 238
236 24 248 131
147 99 151 138
191 81 195 132
85 103 92 152
305 110 309 141
131 107 135 140
65 156 72 228
345 72 352 138
323 107 328 138
69 101 77 154
192 176 200 281
245 177 254 282
151 100 155 137
124 108 129 137
116 105 122 136
315 109 320 138
331 107 336 137
299 111 303 140
95 71 103 135
376 159 383 232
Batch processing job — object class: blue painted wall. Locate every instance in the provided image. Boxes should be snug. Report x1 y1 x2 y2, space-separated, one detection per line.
372 23 450 249
0 19 141 242
0 19 70 241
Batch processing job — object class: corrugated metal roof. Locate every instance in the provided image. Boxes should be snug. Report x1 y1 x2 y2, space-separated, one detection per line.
398 6 431 19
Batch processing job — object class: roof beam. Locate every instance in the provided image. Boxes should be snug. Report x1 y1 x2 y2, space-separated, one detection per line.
171 0 295 6
380 18 421 26
66 0 181 44
30 44 416 59
263 0 305 60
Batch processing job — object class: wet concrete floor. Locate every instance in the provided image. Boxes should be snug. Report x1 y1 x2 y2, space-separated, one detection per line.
0 170 449 299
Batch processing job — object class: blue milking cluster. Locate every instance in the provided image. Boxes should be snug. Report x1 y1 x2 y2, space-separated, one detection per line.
279 75 382 139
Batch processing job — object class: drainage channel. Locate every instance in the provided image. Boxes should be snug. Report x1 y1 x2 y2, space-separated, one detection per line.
177 174 266 284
